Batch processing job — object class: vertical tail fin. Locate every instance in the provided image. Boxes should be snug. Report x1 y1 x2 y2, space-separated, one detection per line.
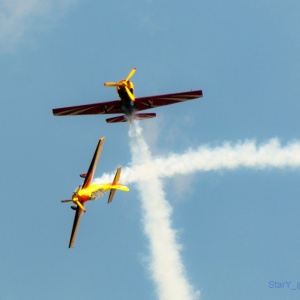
107 167 129 204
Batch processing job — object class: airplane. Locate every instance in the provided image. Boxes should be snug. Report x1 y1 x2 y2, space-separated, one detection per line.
61 137 129 248
52 68 203 123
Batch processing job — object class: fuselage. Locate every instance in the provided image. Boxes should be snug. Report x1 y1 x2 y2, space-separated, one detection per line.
72 183 107 203
72 183 129 204
116 81 135 119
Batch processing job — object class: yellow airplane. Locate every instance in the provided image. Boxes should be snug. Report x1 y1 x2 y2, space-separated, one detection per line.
61 137 129 248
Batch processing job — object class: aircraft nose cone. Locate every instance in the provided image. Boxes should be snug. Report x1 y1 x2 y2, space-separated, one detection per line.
72 195 79 202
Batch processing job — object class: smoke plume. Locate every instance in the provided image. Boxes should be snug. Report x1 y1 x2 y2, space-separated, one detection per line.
128 123 200 300
97 138 300 184
95 135 300 299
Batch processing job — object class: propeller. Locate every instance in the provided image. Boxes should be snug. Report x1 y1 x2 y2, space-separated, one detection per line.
61 186 85 212
104 68 136 101
72 198 85 212
125 68 136 82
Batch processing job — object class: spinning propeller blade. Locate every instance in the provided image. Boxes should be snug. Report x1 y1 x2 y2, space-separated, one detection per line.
125 68 136 82
72 186 85 211
74 200 85 212
61 186 85 211
125 86 135 101
104 82 120 87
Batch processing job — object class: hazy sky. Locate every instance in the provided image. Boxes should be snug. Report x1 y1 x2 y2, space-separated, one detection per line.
1 1 300 299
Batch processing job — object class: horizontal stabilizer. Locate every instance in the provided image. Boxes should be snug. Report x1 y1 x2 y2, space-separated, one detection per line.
106 115 128 123
107 185 129 203
107 167 129 203
113 184 129 192
134 113 156 120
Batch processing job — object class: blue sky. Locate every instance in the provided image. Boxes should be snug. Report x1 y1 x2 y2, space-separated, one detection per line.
1 1 300 299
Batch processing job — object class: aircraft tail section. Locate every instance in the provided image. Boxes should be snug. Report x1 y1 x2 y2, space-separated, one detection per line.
107 167 129 204
106 113 156 123
134 113 156 120
106 115 127 123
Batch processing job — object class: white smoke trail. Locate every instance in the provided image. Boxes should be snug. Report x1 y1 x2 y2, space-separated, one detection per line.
96 138 300 185
128 123 200 300
95 136 300 299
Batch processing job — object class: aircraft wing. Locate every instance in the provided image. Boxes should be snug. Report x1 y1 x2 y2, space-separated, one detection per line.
69 205 84 248
82 138 105 189
133 90 203 111
52 100 122 116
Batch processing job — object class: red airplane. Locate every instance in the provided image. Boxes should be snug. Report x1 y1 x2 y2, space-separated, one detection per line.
52 68 203 123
